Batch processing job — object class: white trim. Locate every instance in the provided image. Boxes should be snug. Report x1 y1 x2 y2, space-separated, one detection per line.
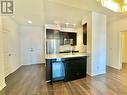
22 63 45 66
81 19 87 25
46 80 51 83
44 25 46 61
119 32 122 69
107 64 121 70
0 83 6 91
5 64 22 77
118 30 127 70
90 72 106 77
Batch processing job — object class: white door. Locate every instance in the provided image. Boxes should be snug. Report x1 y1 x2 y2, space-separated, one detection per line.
21 35 38 65
21 30 44 65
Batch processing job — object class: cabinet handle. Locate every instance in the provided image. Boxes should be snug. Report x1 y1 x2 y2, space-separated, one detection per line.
9 54 11 56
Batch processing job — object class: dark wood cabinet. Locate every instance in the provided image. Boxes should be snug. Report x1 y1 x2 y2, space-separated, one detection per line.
64 57 87 82
46 29 77 46
68 32 77 46
46 57 87 83
46 29 60 39
83 23 87 45
60 32 77 46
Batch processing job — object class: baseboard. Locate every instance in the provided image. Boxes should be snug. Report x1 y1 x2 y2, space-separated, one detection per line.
2 65 21 91
5 64 22 79
5 63 45 79
87 70 106 77
122 62 127 64
46 80 51 83
107 64 121 70
3 63 45 92
0 83 6 91
5 64 22 77
89 71 106 77
22 63 45 66
87 72 92 76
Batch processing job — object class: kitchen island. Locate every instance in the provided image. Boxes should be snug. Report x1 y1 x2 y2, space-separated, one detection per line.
45 53 89 84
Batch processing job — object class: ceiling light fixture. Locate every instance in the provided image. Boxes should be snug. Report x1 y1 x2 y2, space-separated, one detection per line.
27 20 32 24
56 24 61 29
73 24 76 27
65 22 69 25
65 23 70 27
97 0 127 12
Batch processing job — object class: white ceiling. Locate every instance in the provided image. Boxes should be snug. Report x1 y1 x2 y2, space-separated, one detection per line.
12 0 127 26
13 0 45 26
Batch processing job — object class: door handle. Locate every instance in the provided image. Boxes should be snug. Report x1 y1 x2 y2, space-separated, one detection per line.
8 54 11 56
30 48 34 52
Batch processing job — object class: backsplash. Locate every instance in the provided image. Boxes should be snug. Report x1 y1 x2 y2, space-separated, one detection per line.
59 45 87 53
59 45 75 52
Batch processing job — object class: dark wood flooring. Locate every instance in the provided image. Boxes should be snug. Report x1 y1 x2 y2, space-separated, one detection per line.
1 64 127 95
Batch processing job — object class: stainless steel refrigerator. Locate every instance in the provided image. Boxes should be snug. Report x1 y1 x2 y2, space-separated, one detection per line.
46 39 60 54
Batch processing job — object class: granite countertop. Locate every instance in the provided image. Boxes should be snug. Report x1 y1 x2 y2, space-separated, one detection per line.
46 52 90 59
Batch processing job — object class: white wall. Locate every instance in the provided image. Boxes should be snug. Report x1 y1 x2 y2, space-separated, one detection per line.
91 12 106 76
2 17 21 77
107 17 127 69
20 25 45 65
0 16 6 91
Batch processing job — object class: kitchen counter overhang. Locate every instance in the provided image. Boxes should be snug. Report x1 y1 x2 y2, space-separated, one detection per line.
46 53 89 59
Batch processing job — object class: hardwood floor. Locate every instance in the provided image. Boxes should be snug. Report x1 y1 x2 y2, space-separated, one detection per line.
1 64 127 95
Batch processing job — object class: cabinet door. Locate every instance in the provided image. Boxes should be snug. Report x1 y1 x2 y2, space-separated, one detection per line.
46 29 60 39
68 33 77 45
60 32 77 45
60 32 69 45
64 57 86 82
83 23 87 45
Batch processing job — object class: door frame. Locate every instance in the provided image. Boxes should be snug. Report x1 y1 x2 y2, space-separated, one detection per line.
119 30 127 69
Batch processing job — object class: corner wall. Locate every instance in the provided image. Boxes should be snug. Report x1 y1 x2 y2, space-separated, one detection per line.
0 16 6 91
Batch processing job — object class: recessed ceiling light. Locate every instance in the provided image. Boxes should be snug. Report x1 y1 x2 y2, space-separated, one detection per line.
27 20 32 24
65 23 69 25
124 0 127 3
73 24 76 26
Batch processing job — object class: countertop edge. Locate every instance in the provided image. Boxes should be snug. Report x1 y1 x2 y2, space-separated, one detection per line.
46 53 90 60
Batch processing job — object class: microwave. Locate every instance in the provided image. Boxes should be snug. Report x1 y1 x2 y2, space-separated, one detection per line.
64 38 73 45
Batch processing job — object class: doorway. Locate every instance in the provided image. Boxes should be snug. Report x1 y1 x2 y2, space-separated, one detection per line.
120 32 127 69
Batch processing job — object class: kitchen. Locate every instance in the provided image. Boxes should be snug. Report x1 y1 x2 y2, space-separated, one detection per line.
1 0 127 94
45 23 88 83
45 12 106 83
